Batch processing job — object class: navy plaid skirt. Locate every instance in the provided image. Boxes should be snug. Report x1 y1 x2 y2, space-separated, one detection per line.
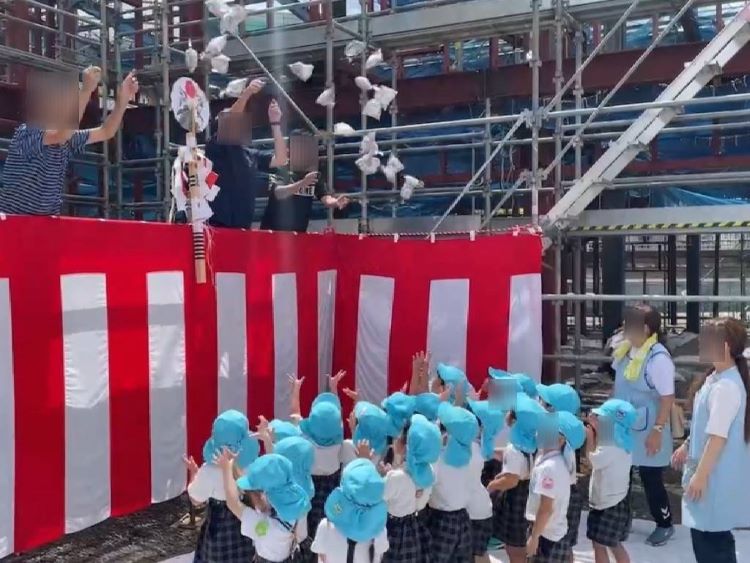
587 496 631 548
194 498 255 563
493 479 530 548
422 506 473 563
559 483 583 549
531 536 568 563
308 469 341 537
471 517 494 556
382 513 432 563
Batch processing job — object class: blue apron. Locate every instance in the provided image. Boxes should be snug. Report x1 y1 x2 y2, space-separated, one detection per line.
682 366 750 532
612 343 673 467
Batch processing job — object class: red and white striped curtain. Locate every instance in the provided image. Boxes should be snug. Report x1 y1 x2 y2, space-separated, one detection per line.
0 215 542 556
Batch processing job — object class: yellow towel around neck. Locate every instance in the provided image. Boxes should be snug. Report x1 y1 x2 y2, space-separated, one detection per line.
613 333 658 382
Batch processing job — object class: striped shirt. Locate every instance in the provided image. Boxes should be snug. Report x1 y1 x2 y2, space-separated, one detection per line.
0 125 89 215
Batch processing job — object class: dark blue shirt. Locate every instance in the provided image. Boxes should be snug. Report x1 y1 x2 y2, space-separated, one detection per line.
0 125 89 215
260 170 327 232
205 139 273 229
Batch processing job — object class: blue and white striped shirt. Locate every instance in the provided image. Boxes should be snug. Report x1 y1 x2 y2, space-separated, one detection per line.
0 124 89 215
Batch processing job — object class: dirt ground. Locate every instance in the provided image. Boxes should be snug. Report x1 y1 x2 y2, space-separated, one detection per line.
6 470 684 563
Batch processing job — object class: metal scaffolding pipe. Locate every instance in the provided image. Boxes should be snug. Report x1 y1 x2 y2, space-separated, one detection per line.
541 0 699 179
544 353 705 368
542 293 750 303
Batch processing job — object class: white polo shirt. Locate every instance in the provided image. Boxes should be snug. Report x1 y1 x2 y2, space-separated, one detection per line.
500 443 531 480
467 442 493 520
588 445 632 510
525 451 570 542
240 508 307 562
308 441 342 476
187 464 226 502
384 468 432 517
311 518 389 563
429 450 474 512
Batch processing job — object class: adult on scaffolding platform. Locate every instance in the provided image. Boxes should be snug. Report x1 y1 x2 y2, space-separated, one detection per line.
205 78 288 230
0 66 138 216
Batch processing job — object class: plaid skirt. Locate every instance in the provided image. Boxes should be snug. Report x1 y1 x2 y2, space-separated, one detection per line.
559 483 583 549
422 506 473 563
587 496 631 548
194 498 255 563
381 513 432 563
530 536 568 563
493 480 530 548
308 469 341 537
471 517 494 556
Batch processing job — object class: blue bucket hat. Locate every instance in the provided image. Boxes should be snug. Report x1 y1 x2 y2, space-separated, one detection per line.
381 392 417 437
405 414 442 488
468 400 505 460
269 419 302 442
300 392 343 447
324 459 387 542
556 411 586 450
437 402 479 467
536 383 581 415
237 454 311 524
274 436 315 499
202 410 260 470
488 368 538 398
592 399 637 453
353 402 390 456
436 363 470 403
414 392 440 422
510 393 545 454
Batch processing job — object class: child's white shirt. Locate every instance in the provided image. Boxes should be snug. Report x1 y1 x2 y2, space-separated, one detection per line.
525 451 570 542
240 508 307 562
467 442 493 520
384 468 432 517
340 439 382 468
500 443 531 480
429 450 474 512
311 518 389 563
187 464 226 502
307 441 342 476
588 445 632 510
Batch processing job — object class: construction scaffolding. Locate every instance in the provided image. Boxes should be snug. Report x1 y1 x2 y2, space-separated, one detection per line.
1 0 750 381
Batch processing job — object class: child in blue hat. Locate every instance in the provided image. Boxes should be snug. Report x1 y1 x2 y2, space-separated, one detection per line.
487 393 544 563
536 383 584 562
585 399 637 563
382 414 442 563
311 458 390 563
341 401 391 467
291 372 346 538
217 451 311 563
381 392 417 437
186 410 259 563
423 402 479 563
526 411 585 563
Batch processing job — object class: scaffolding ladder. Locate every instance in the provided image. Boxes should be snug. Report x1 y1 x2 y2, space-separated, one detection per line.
542 3 750 236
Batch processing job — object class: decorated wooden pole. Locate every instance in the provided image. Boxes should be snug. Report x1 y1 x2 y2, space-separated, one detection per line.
170 77 216 285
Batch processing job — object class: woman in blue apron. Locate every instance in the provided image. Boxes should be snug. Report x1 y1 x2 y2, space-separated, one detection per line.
672 317 750 563
611 305 675 546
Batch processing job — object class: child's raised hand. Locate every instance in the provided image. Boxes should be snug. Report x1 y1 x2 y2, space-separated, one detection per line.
355 439 374 460
328 369 346 393
342 387 358 402
214 447 236 470
288 373 305 390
